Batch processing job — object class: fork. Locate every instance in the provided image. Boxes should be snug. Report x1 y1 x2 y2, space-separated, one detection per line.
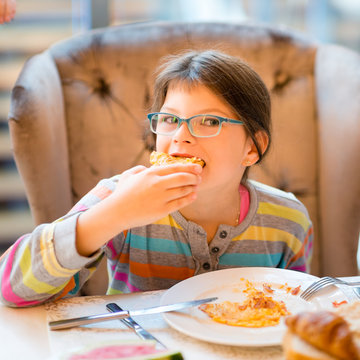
300 276 360 301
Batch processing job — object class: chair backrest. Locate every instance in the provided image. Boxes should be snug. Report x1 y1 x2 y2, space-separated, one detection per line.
8 22 360 278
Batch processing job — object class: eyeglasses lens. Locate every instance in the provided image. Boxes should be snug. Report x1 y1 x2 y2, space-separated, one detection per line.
151 114 178 135
150 114 221 137
191 116 220 137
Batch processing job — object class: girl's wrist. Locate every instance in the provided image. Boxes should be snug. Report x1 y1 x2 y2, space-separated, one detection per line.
75 195 127 257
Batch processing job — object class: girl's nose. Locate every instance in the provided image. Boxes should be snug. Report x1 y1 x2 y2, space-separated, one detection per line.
172 122 194 143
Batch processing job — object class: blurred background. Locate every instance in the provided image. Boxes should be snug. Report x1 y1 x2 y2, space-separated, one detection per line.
0 0 359 255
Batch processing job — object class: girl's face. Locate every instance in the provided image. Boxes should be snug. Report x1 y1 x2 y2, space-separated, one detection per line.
156 84 256 193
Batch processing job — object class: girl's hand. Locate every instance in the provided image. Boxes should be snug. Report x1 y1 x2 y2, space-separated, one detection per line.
0 0 16 24
76 164 202 256
111 163 202 228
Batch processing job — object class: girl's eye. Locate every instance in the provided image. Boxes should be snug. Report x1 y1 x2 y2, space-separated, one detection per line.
200 116 220 127
161 116 178 124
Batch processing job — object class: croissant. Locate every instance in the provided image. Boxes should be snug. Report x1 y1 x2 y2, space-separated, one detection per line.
285 311 360 360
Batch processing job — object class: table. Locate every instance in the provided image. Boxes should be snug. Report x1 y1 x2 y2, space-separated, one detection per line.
1 278 359 360
0 302 50 359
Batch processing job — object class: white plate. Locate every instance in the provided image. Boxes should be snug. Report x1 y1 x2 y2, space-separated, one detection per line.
160 267 348 346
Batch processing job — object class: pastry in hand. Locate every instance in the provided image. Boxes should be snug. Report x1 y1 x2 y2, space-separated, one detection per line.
150 151 205 167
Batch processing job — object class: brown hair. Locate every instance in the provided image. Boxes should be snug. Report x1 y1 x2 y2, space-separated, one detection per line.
150 50 272 179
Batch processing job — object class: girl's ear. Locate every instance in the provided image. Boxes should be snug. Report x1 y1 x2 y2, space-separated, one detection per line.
242 131 269 166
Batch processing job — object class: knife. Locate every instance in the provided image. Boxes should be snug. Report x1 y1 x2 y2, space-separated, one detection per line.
352 287 360 300
107 303 167 349
49 296 217 330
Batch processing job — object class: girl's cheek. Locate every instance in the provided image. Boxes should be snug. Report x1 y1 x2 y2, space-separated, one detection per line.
155 136 170 152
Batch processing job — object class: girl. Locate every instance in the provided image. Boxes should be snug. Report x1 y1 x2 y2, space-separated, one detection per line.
0 50 313 307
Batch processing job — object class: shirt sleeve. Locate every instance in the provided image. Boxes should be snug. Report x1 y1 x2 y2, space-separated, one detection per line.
0 177 118 307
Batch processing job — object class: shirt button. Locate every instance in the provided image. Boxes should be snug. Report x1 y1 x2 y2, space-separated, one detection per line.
219 231 228 238
211 247 220 253
202 262 211 270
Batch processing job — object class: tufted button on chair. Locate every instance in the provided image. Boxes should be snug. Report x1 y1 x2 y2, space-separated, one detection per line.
8 22 360 294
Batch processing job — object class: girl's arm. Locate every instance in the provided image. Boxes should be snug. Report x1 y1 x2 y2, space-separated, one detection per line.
0 177 118 307
0 164 202 307
76 164 202 256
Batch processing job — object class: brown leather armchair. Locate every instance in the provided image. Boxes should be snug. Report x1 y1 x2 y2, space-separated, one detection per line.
8 22 360 292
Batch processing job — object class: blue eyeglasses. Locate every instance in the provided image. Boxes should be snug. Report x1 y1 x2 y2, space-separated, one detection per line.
147 112 244 138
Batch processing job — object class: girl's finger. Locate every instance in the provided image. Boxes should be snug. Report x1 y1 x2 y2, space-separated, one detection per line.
112 165 147 183
156 172 201 190
164 185 198 202
165 192 198 212
150 163 203 176
122 165 147 175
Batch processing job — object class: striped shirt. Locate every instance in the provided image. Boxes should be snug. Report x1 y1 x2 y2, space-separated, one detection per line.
0 177 313 307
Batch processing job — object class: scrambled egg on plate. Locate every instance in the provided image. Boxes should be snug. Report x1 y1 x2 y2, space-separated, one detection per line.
199 280 297 328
